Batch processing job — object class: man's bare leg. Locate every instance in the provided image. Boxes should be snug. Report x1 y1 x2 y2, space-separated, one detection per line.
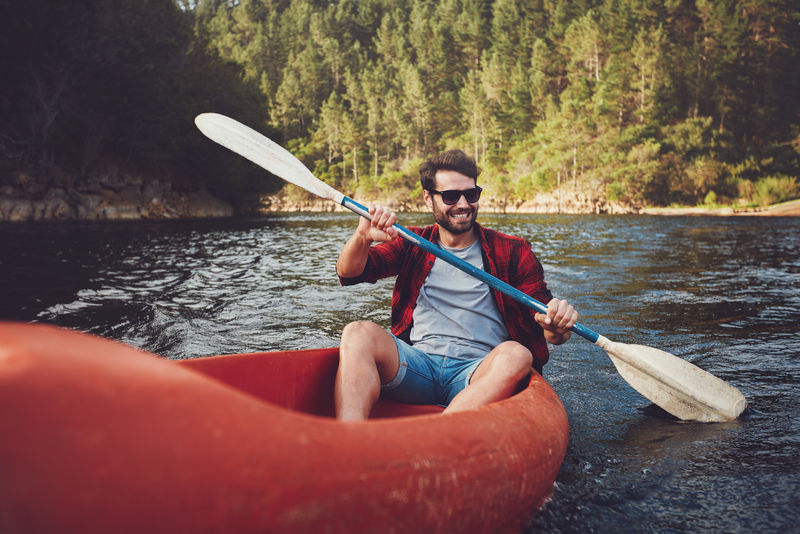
335 321 400 421
443 341 532 414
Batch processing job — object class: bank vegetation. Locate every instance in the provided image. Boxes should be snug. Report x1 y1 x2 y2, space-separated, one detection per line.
2 0 799 220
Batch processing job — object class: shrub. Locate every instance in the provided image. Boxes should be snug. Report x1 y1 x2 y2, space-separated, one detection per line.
753 175 800 206
607 181 627 202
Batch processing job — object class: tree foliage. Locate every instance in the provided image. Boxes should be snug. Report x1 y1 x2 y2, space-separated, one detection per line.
0 0 278 209
3 0 799 209
200 0 799 207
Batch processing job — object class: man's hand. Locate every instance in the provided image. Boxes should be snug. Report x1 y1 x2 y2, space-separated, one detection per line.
534 298 578 345
356 205 398 243
337 205 398 278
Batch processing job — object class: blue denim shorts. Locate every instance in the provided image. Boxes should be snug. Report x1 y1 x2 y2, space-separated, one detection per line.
381 336 484 407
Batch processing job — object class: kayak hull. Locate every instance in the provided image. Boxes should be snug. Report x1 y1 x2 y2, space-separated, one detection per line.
0 323 568 533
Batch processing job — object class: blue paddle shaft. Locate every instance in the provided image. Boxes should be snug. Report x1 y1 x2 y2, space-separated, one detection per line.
341 196 601 344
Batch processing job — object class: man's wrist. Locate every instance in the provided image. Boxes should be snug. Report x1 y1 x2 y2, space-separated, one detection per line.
353 231 373 248
544 329 571 345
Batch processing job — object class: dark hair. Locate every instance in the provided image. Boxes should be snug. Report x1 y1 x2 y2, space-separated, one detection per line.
419 150 481 191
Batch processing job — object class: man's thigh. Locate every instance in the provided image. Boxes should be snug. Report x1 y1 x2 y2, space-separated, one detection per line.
440 357 484 405
380 337 441 405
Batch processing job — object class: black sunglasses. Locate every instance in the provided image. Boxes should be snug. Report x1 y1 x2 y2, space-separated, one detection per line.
428 186 482 205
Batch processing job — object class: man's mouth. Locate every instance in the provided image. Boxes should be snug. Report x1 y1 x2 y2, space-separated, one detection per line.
451 211 472 220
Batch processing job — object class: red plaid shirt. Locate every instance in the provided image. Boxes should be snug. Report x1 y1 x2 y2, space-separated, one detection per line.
339 223 554 371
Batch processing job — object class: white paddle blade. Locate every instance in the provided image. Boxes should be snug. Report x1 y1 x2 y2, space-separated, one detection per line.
596 336 747 422
194 113 344 204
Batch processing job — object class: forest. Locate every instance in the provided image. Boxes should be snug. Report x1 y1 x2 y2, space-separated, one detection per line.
2 0 799 213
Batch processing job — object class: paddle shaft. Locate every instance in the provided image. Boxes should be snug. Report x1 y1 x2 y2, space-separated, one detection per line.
341 196 600 343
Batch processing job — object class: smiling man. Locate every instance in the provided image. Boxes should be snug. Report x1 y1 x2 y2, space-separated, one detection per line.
335 149 578 421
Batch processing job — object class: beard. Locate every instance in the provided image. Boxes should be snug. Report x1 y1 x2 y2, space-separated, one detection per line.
431 201 478 235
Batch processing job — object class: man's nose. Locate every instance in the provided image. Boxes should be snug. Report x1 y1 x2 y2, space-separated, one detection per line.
455 194 471 207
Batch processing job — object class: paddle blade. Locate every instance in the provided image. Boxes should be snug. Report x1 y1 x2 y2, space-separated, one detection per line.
596 336 747 422
194 113 344 204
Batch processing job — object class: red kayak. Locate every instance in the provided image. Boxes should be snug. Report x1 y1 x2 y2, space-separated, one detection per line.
0 322 568 533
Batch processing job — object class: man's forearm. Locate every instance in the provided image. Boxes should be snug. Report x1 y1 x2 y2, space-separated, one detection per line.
336 233 372 278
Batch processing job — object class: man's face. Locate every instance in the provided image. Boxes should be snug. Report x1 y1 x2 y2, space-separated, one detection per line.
424 170 479 235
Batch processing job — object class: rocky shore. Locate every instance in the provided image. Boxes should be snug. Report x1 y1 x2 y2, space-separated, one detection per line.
258 188 640 215
0 171 233 222
641 198 800 217
259 187 799 217
2 176 797 222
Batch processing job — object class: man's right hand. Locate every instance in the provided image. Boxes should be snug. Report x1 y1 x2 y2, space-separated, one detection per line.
337 205 398 278
356 205 398 243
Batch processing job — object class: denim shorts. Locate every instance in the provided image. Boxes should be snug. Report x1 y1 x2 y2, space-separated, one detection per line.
381 336 484 407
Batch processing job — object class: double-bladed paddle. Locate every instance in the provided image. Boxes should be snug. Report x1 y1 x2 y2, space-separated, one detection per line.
195 112 747 422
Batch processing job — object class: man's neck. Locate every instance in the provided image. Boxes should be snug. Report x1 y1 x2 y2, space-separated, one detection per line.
436 225 478 249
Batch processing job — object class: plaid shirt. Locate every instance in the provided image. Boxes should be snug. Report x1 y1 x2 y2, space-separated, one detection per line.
339 223 554 371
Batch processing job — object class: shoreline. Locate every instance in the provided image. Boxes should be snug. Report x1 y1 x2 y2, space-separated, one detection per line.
258 191 800 218
640 198 800 217
1 187 798 222
0 181 234 223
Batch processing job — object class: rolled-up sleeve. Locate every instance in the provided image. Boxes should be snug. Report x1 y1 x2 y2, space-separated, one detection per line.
338 235 407 286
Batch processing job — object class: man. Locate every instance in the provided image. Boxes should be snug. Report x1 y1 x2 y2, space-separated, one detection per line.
335 149 578 421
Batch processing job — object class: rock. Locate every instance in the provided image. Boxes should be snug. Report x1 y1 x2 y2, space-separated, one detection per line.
0 197 33 222
97 202 142 220
142 179 169 201
182 190 234 218
0 174 233 222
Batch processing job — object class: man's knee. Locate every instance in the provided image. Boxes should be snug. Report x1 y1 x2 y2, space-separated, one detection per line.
339 321 398 376
492 342 533 381
341 320 383 346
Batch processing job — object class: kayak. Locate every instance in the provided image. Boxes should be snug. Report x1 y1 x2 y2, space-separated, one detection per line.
0 322 568 533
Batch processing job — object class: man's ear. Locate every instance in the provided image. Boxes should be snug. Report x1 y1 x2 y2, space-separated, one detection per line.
423 189 433 208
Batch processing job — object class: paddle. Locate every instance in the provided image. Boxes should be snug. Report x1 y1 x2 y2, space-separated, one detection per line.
194 112 747 423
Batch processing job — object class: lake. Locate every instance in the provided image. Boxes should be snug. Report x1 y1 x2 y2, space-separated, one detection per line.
1 212 798 532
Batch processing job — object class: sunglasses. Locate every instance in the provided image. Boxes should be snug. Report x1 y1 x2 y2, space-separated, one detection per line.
428 186 482 205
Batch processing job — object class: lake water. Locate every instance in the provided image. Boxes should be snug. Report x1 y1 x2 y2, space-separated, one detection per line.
1 212 798 532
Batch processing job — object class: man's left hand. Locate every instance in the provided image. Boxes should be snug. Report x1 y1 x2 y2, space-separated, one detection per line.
534 298 578 345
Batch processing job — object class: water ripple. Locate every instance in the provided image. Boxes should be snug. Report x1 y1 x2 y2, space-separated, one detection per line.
2 214 799 532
